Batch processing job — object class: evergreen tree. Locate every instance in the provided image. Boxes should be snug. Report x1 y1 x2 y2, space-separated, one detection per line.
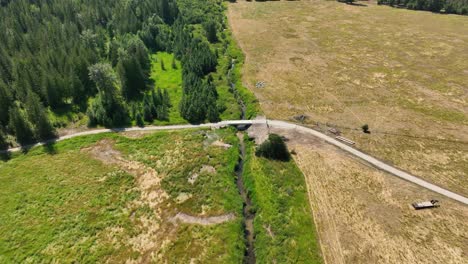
8 105 35 145
25 92 56 140
136 110 145 127
87 63 129 127
163 89 171 107
0 80 11 126
117 51 147 100
143 100 154 122
203 20 218 43
171 57 177 69
0 127 8 150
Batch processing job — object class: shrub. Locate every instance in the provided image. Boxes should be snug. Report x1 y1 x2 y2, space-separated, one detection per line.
362 124 370 134
255 134 290 161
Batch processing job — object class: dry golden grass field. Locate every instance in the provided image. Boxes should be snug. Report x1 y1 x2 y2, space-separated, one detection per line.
266 126 468 264
228 0 468 197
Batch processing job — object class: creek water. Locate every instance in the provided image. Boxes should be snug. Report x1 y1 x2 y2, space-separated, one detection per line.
229 59 255 263
235 132 256 264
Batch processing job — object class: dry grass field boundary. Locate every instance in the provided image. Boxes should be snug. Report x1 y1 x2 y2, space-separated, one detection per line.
261 125 468 264
228 0 468 197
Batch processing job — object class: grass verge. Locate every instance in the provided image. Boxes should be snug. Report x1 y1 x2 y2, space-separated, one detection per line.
243 137 322 263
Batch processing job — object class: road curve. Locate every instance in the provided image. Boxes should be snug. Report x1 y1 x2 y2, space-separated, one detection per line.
2 119 467 205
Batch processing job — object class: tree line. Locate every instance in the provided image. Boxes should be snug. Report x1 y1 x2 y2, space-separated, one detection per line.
377 0 468 15
0 0 228 149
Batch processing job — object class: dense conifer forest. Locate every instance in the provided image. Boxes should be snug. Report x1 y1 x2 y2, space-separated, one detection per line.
0 0 229 148
377 0 468 15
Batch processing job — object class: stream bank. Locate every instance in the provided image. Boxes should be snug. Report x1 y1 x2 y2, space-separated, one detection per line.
229 58 256 263
235 132 256 264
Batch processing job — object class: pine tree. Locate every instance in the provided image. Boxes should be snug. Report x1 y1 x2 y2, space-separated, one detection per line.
171 57 177 69
207 104 219 123
136 110 145 127
0 80 11 126
0 127 8 150
160 59 166 71
203 20 218 43
8 105 35 145
25 92 56 140
163 89 171 107
117 52 147 100
143 101 153 122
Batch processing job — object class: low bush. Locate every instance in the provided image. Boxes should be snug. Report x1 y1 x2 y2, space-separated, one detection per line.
255 134 290 161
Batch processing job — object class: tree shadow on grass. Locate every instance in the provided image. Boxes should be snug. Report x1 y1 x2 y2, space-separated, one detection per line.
349 2 368 7
338 0 368 7
42 141 58 155
18 139 58 156
0 152 11 161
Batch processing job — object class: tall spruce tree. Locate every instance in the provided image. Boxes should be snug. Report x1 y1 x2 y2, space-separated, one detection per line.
25 92 56 140
8 105 35 145
0 80 11 126
0 127 8 150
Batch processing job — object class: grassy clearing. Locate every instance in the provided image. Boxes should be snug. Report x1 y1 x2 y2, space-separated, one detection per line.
243 138 322 263
150 43 259 123
150 52 186 125
228 0 468 195
0 128 245 263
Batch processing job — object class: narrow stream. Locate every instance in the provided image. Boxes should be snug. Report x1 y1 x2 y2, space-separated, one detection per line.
235 132 256 264
228 59 247 120
229 59 256 263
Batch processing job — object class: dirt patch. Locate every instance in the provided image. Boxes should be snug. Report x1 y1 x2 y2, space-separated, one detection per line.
188 172 199 184
176 193 192 204
200 165 216 174
82 139 170 260
171 212 236 225
261 128 468 264
211 140 232 149
247 116 269 144
121 130 158 139
187 165 216 185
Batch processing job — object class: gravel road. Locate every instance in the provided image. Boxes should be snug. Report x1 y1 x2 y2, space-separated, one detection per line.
3 119 467 205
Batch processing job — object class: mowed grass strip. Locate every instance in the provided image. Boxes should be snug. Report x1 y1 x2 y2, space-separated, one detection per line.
243 139 322 263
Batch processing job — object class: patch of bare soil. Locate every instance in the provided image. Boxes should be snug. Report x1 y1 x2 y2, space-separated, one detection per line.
171 212 236 225
247 116 269 144
187 165 216 185
211 140 232 149
263 128 468 264
121 130 158 139
82 139 171 262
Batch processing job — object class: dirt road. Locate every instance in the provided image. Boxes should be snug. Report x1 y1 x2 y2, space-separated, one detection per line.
2 119 467 205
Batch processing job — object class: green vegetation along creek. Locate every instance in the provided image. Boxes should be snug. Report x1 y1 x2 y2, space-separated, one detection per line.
0 127 322 263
